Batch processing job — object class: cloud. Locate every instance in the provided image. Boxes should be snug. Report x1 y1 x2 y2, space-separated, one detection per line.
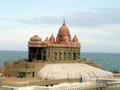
7 8 119 26
1 8 120 26
68 8 120 26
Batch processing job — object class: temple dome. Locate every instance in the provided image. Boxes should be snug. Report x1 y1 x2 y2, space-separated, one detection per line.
30 35 42 41
73 35 78 42
58 20 70 36
49 34 55 43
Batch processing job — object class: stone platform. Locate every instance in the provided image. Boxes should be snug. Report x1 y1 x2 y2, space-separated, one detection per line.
2 59 102 78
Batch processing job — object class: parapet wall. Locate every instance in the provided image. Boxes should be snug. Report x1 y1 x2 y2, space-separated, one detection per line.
2 78 120 90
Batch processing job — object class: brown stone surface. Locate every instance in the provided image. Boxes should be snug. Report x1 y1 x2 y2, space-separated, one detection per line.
0 86 5 90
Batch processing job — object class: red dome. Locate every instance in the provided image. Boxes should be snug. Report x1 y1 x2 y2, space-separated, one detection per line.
30 35 42 41
73 35 78 42
58 20 70 36
49 34 55 44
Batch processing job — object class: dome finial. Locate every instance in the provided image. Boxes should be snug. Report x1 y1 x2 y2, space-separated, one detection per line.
63 19 66 25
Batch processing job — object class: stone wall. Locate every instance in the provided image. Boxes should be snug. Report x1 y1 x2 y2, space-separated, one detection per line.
3 59 102 78
28 45 80 62
47 46 80 61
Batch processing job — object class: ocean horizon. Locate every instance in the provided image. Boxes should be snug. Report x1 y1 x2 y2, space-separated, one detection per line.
0 50 120 72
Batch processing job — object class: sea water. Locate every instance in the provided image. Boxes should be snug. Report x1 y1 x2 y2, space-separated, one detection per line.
0 51 120 72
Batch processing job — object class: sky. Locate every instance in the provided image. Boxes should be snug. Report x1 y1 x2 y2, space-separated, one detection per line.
0 0 120 53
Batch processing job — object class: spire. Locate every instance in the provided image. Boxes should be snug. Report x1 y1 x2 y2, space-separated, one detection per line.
73 34 78 42
49 34 55 44
50 34 54 38
63 19 66 25
45 37 49 42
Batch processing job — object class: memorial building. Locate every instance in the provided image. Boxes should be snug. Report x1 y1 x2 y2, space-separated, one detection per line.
28 20 81 62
